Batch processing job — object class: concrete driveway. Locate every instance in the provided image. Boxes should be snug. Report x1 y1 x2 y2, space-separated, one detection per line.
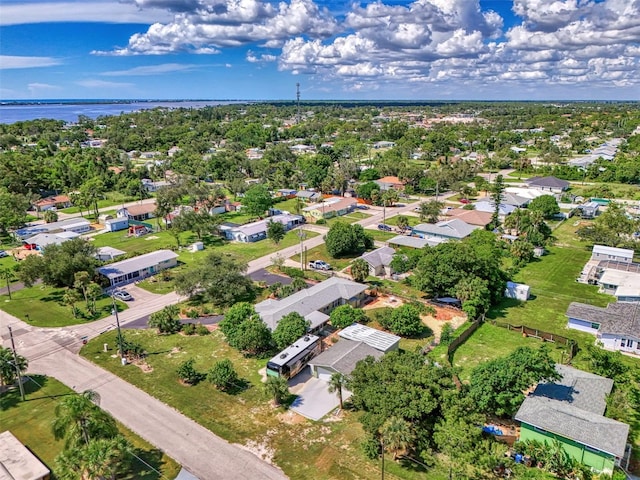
290 369 351 421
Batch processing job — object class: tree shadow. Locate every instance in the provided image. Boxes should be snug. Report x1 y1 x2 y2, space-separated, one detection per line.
41 289 65 303
0 375 50 410
226 378 252 396
126 448 172 480
486 298 523 320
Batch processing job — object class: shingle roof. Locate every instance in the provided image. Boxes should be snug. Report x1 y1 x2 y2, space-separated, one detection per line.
445 208 493 226
360 246 395 269
97 250 178 279
387 235 444 249
515 365 628 458
567 301 640 337
526 176 570 189
255 277 367 330
413 218 480 239
120 202 157 216
24 233 77 248
308 339 383 375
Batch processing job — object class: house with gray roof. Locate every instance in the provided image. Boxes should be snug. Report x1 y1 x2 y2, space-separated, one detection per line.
219 213 303 243
566 301 640 353
97 249 178 287
16 218 91 240
412 218 480 241
358 246 395 277
296 190 322 202
23 231 80 250
308 339 383 381
0 431 50 480
515 365 629 473
255 276 368 331
386 235 445 249
525 176 570 193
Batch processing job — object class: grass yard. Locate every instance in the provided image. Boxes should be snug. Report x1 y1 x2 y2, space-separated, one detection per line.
452 323 574 382
0 375 180 480
293 243 363 271
367 230 399 242
324 211 372 226
0 285 127 327
80 329 450 480
384 216 422 228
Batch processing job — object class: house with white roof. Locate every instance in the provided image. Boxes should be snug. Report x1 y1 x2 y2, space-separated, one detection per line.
255 277 368 331
16 218 91 240
219 214 303 243
473 201 516 220
0 431 51 480
412 218 480 241
23 232 80 250
386 235 446 249
591 245 634 264
97 250 178 287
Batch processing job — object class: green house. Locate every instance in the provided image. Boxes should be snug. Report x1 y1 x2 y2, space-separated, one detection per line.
515 365 629 474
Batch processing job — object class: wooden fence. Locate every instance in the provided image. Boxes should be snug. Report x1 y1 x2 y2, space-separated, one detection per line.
490 320 577 361
447 320 481 358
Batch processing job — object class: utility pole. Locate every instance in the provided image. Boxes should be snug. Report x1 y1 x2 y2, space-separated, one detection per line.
111 294 125 362
298 227 306 271
296 83 301 124
8 326 25 401
380 436 385 480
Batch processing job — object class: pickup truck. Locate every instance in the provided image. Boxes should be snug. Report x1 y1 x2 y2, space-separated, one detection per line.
308 260 332 271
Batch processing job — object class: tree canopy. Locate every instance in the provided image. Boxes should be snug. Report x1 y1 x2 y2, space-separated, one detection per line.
272 312 309 350
527 194 560 219
242 184 273 217
325 222 373 258
329 304 367 329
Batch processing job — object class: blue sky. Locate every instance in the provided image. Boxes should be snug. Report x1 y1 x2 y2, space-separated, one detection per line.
1 0 638 100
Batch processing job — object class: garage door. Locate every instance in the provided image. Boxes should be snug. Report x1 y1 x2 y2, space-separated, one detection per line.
317 367 334 382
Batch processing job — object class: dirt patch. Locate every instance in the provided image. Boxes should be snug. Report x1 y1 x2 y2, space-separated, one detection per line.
145 235 160 240
166 346 182 358
362 294 404 310
241 431 277 464
277 411 307 425
421 311 467 340
132 361 153 373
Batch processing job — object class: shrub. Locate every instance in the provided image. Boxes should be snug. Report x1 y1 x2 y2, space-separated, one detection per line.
177 358 201 385
207 359 238 391
182 323 196 335
195 323 210 336
439 323 454 346
187 308 200 319
316 218 326 225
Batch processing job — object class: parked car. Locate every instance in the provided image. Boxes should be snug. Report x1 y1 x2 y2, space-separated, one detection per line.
356 204 370 210
460 198 471 204
24 244 37 250
378 224 392 231
0 250 7 258
113 290 133 301
308 260 332 271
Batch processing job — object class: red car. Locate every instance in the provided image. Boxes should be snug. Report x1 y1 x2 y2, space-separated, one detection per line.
24 243 37 250
460 198 470 204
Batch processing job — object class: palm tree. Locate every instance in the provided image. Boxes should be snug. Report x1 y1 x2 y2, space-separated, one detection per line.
0 267 13 300
52 390 118 449
263 375 289 407
380 416 415 460
56 435 132 480
63 289 82 319
327 372 346 409
350 258 370 283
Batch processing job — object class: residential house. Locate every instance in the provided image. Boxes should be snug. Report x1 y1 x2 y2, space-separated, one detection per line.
386 235 446 249
275 188 297 198
219 214 303 243
23 232 80 250
141 178 171 193
116 202 156 222
444 209 493 227
515 365 629 474
567 302 640 353
296 190 322 203
525 176 570 193
307 339 383 381
97 249 178 287
255 276 368 331
598 269 640 302
374 176 405 191
15 218 91 240
372 141 395 149
33 194 72 212
472 200 516 220
338 323 400 352
358 246 396 277
302 197 356 222
412 218 480 241
501 192 531 208
0 431 51 480
591 245 633 264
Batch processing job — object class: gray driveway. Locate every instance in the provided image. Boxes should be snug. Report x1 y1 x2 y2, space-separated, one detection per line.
249 268 293 286
290 371 351 421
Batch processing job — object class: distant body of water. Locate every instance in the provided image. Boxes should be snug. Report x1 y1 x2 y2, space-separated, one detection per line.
0 100 247 124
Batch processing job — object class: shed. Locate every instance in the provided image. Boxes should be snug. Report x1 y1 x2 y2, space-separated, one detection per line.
104 217 129 232
504 281 531 301
0 431 51 480
95 246 126 261
98 213 114 223
190 241 204 252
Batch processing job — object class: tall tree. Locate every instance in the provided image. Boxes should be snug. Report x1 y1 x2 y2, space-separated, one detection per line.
263 375 289 406
380 416 415 461
325 222 373 257
418 200 443 223
350 258 370 283
490 174 505 229
272 312 309 350
267 220 286 245
242 184 273 217
0 187 30 234
329 304 367 329
328 372 346 409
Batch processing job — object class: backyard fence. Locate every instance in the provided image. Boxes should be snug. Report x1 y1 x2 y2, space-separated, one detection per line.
490 320 577 362
447 319 481 358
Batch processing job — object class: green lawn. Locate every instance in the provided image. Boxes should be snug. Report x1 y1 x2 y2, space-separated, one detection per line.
324 211 371 226
368 230 399 242
80 329 456 480
0 375 180 480
0 285 127 327
293 243 363 271
384 216 421 228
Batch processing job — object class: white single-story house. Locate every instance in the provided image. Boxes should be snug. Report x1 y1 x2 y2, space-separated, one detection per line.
97 249 178 287
567 301 640 354
578 201 600 219
302 197 357 222
33 194 72 212
23 232 80 250
504 281 531 301
386 235 445 249
598 270 640 303
372 141 395 149
591 245 634 264
95 246 126 262
472 201 516 219
255 276 368 331
296 190 322 203
412 218 480 241
141 178 171 192
358 246 396 277
0 431 51 480
116 202 156 221
104 217 129 232
16 218 91 240
219 213 304 243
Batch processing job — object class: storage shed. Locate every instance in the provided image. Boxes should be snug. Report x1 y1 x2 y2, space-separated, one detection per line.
104 217 129 232
504 281 531 301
